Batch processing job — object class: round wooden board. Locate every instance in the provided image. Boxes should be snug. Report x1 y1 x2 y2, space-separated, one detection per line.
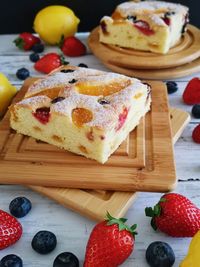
104 57 200 80
88 24 200 70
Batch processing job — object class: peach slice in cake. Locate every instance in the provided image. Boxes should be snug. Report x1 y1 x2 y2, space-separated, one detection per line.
10 66 151 163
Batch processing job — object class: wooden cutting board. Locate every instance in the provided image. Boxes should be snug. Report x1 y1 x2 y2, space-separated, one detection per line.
0 79 176 192
88 25 200 79
30 108 190 221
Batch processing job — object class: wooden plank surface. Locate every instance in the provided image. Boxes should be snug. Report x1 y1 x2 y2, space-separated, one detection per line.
0 80 176 192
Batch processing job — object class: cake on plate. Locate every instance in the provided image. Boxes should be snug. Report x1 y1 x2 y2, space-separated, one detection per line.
99 1 189 54
10 66 151 163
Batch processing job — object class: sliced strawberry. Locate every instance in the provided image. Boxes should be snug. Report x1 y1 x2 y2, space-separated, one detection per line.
183 77 200 105
33 107 50 124
14 32 41 51
116 107 129 131
134 20 155 36
34 53 68 74
162 17 171 26
60 36 86 57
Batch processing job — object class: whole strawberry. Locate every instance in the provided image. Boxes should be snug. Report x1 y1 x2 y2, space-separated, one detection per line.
34 53 68 74
183 77 200 105
0 209 23 250
14 32 41 51
145 193 200 237
60 36 86 57
192 124 200 143
84 212 137 267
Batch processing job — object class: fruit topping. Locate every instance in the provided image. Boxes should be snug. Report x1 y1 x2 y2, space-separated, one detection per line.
72 108 93 127
134 20 155 36
145 193 200 237
60 69 75 73
0 209 23 250
29 53 40 63
100 21 108 34
163 17 171 26
183 78 200 105
33 107 50 124
192 104 200 118
116 107 129 131
16 68 30 80
51 97 65 104
0 254 23 267
32 43 45 53
127 15 137 22
166 81 178 94
98 98 110 105
192 124 200 144
14 32 40 51
78 63 88 68
146 241 175 267
84 212 137 267
34 53 69 74
60 36 86 57
86 130 94 141
9 197 32 218
53 252 79 267
31 230 57 254
69 79 77 84
181 14 189 34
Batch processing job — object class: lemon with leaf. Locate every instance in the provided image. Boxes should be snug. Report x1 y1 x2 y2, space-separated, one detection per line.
33 5 80 45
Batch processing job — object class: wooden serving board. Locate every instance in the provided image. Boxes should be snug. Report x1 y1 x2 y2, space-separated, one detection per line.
0 79 175 192
30 108 190 221
88 25 200 79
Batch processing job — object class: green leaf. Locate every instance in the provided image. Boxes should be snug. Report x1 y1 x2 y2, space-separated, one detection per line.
154 204 161 216
151 218 157 231
145 207 154 217
159 197 166 203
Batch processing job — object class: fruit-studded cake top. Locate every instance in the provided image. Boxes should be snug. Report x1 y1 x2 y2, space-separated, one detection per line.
15 66 150 131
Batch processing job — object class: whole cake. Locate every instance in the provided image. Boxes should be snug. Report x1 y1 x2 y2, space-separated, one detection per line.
10 66 151 163
99 1 189 54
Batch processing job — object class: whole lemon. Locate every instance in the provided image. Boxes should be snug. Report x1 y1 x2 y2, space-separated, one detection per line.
0 73 17 117
33 5 80 45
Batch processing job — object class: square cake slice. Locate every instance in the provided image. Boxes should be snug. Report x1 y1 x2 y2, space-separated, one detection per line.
99 1 189 54
10 66 151 163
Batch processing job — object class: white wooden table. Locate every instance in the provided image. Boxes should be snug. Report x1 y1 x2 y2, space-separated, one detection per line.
0 33 199 267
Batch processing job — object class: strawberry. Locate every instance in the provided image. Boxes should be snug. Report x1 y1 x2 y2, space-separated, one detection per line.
145 193 200 237
183 77 200 105
33 107 50 124
14 32 41 51
116 107 129 131
84 212 137 267
134 20 155 36
60 36 86 57
0 209 22 250
34 53 69 74
192 124 200 143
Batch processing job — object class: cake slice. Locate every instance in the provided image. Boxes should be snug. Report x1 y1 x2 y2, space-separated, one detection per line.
10 66 151 163
99 1 189 54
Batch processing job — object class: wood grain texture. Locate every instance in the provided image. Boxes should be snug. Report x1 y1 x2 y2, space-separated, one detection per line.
0 80 176 192
29 108 189 221
88 25 200 79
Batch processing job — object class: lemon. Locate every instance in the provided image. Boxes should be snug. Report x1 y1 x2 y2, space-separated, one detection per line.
33 5 80 45
0 73 17 117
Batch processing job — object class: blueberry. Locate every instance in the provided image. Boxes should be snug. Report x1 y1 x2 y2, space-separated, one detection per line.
16 68 30 80
29 53 40 62
0 254 23 267
146 241 175 267
32 43 44 53
78 63 88 68
53 252 79 267
51 97 65 104
192 104 200 118
9 196 32 218
127 15 137 22
166 81 178 94
60 69 75 73
31 230 57 254
68 79 77 84
98 98 110 105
